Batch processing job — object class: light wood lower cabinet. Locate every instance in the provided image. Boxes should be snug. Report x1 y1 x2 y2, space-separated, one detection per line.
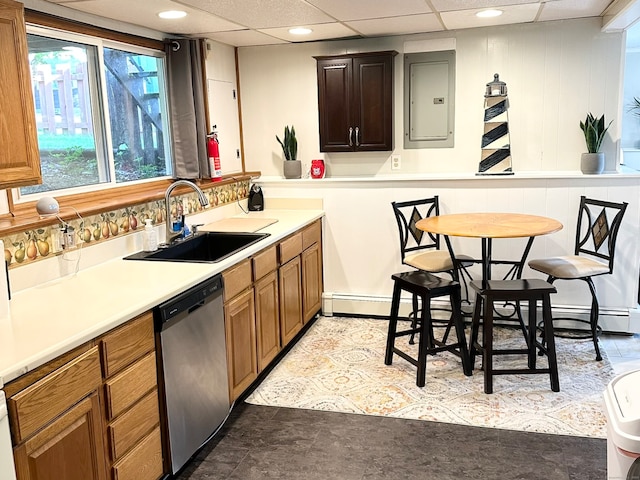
302 242 323 324
99 312 162 480
301 220 323 324
9 347 108 480
224 283 257 402
6 312 164 480
279 255 303 345
13 393 107 480
255 270 281 371
111 427 162 480
222 219 324 402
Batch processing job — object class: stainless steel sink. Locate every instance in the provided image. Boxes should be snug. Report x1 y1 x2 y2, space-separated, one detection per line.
124 231 270 263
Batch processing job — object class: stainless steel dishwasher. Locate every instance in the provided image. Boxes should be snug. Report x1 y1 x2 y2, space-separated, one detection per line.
155 274 229 475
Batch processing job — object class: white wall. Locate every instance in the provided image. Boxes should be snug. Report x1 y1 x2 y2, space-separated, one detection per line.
259 175 640 332
238 18 624 177
234 17 640 331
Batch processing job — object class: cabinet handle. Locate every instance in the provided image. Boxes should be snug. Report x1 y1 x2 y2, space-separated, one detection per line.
348 127 353 147
355 127 360 147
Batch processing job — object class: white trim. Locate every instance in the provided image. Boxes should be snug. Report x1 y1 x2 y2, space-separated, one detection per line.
321 292 634 333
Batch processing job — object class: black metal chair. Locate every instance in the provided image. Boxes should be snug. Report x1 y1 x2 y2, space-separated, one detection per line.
528 196 628 361
391 196 474 343
468 278 560 394
385 271 472 387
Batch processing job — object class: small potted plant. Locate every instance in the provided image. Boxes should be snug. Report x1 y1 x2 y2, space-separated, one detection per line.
276 125 301 179
579 113 612 174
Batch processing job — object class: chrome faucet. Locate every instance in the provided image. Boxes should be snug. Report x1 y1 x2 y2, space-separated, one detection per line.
164 180 209 245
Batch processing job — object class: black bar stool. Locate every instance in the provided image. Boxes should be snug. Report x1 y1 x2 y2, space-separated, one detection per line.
385 271 472 387
469 278 560 394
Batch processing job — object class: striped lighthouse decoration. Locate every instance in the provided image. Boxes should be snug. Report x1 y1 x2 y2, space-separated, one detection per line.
478 73 513 175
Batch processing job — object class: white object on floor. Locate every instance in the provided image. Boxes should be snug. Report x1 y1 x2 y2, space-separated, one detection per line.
604 369 640 480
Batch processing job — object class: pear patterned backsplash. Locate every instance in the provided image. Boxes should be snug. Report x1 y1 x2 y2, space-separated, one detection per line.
2 179 250 268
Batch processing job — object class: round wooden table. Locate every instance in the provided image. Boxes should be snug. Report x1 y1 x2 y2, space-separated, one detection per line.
417 213 563 281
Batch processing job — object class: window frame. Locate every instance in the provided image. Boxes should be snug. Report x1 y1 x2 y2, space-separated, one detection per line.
0 8 232 235
1 10 251 237
14 23 173 204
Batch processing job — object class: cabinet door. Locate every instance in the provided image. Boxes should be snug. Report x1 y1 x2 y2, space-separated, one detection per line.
255 270 280 371
316 57 353 152
302 243 323 324
13 393 107 480
353 54 394 151
279 256 303 345
224 288 257 401
0 0 41 189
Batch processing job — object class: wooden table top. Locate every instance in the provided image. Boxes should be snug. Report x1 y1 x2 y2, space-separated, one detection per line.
416 213 563 239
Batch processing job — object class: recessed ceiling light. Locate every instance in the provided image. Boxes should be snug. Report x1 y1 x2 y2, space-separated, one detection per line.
158 10 187 19
289 27 312 35
476 9 503 18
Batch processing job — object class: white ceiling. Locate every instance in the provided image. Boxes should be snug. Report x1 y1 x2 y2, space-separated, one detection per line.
41 0 619 47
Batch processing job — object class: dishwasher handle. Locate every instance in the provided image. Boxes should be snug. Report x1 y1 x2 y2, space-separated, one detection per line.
156 274 223 328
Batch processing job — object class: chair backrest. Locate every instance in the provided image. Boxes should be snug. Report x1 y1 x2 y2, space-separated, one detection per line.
391 196 441 263
575 196 628 273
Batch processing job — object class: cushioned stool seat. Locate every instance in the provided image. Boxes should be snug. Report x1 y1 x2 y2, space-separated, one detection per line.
385 271 472 387
528 196 628 361
469 278 560 394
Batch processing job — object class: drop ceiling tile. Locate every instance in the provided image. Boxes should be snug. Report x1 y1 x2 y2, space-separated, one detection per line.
175 0 334 29
441 4 540 30
258 22 360 43
346 14 444 37
431 0 540 12
538 0 611 21
305 0 431 22
48 0 243 34
202 29 289 47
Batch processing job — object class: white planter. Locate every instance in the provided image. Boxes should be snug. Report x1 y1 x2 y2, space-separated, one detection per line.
283 160 302 179
581 152 605 174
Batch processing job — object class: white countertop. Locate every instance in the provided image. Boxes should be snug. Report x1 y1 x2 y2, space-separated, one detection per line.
0 208 323 387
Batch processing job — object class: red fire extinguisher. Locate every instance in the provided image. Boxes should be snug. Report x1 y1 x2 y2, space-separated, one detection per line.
207 126 222 182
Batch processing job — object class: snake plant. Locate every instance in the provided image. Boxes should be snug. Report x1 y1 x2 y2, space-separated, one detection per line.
580 113 612 153
276 125 298 161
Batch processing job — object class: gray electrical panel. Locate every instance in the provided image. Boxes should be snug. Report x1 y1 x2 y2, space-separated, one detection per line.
404 50 455 149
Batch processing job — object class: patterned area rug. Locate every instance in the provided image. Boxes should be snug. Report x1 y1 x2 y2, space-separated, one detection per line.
245 316 615 438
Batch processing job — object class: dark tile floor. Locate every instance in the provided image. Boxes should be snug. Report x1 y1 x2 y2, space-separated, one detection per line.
175 402 605 480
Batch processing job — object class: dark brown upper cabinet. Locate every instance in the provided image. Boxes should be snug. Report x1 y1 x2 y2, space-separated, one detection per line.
315 51 397 153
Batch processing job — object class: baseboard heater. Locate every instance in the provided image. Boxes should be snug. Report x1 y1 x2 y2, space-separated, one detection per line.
321 292 637 334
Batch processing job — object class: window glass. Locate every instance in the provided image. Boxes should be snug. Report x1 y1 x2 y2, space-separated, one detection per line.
103 47 171 183
23 34 104 194
19 27 171 198
622 23 640 172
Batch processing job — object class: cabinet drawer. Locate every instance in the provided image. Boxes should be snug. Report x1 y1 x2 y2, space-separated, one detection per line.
302 220 321 250
104 351 157 420
223 259 252 301
279 232 302 264
112 426 163 480
8 346 102 443
101 312 154 378
108 389 160 461
252 245 277 281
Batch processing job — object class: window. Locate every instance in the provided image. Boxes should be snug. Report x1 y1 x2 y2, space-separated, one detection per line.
622 22 640 172
18 26 172 197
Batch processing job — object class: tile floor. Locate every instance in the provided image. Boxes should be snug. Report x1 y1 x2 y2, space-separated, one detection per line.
175 332 640 480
